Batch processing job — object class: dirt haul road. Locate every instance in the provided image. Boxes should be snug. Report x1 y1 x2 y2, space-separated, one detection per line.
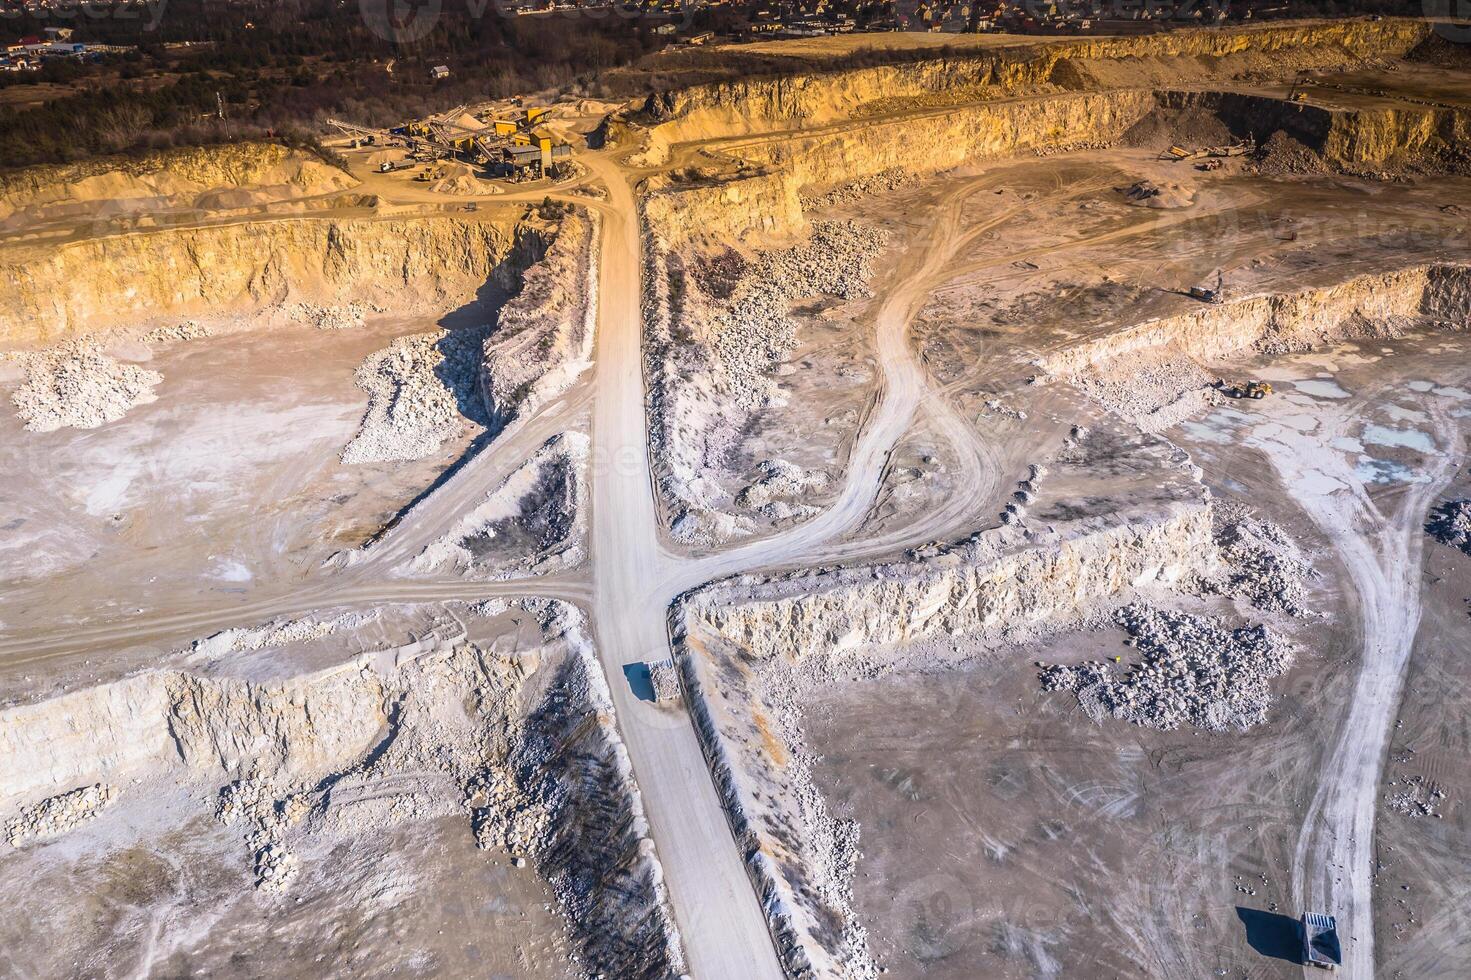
1259 392 1464 979
575 155 1024 974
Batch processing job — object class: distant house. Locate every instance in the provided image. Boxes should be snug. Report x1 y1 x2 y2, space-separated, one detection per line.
684 31 714 44
429 65 450 80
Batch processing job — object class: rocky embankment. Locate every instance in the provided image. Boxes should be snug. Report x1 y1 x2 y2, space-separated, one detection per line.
0 600 685 978
0 211 545 345
643 217 887 544
618 17 1427 165
409 432 589 578
1046 264 1471 429
0 141 357 230
479 207 599 431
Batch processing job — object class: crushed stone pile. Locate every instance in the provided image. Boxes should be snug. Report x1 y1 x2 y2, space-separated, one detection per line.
650 219 887 545
409 432 588 579
801 168 915 210
1252 131 1326 176
281 301 378 331
1208 503 1315 616
6 784 118 846
1040 604 1295 731
342 326 488 464
736 458 830 510
10 340 162 432
1426 498 1471 554
710 220 888 413
1386 774 1446 819
143 320 214 345
648 658 681 703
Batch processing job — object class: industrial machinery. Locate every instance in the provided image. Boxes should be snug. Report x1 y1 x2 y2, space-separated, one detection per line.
1300 913 1341 970
1222 380 1273 399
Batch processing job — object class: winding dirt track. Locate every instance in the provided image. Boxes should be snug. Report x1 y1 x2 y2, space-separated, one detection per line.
1252 390 1463 980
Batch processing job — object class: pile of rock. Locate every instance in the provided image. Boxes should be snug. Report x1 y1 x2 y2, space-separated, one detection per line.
801 168 915 210
215 776 310 893
1386 774 1446 818
648 658 682 703
706 220 887 416
5 784 118 846
1211 505 1314 615
281 301 378 331
11 340 162 432
737 458 829 510
466 767 556 860
342 326 487 464
143 320 214 345
1427 498 1471 555
1040 604 1295 731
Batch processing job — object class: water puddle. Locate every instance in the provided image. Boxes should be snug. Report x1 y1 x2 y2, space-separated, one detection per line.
1293 378 1352 400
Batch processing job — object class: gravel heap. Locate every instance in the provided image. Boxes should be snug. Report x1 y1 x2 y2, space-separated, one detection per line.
143 320 214 345
736 458 830 510
11 340 162 432
1386 774 1446 818
342 326 488 464
215 777 312 893
1040 604 1295 731
1251 131 1326 176
1426 498 1471 555
709 220 888 414
282 301 377 331
1210 504 1314 616
6 784 118 846
648 658 681 703
801 168 915 210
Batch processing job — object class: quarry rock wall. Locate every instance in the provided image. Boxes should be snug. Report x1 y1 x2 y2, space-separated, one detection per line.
1158 90 1471 169
641 167 806 247
0 142 357 226
632 18 1429 161
690 499 1214 664
736 89 1156 192
1042 264 1471 377
0 212 547 345
480 207 600 430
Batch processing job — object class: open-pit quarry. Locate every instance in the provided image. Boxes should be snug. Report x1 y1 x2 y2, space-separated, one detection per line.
3 15 1471 980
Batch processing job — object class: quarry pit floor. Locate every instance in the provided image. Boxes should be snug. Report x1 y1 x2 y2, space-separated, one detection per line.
2 130 1470 979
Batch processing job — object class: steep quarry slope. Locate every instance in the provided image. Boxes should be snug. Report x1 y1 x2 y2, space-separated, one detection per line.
0 209 550 346
621 18 1428 164
0 141 357 228
1045 264 1471 429
0 601 685 979
480 207 600 431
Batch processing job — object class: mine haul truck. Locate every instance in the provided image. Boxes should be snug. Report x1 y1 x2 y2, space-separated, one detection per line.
1300 912 1341 970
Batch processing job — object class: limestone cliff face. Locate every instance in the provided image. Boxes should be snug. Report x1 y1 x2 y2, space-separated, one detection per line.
631 18 1429 161
1042 264 1471 377
641 167 806 247
0 142 357 226
736 89 1156 192
692 500 1213 664
0 212 531 345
